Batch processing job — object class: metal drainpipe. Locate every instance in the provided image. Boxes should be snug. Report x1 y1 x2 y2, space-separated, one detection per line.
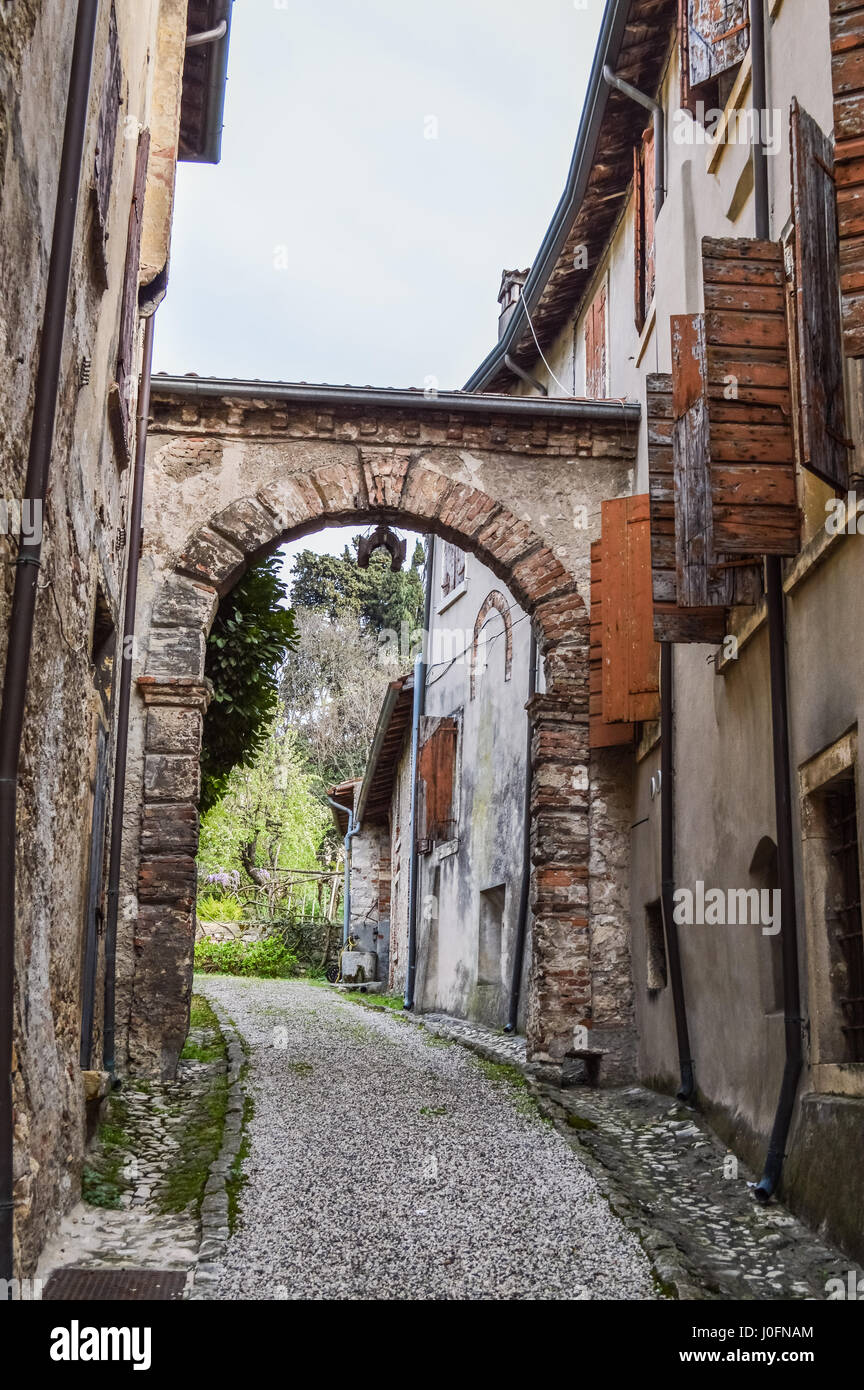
403 536 435 1010
103 310 156 1075
185 20 228 48
504 630 538 1033
602 66 665 214
600 63 695 1100
0 0 99 1284
326 799 359 948
750 0 803 1203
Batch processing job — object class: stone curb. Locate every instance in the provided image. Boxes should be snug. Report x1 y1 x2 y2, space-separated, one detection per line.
187 1000 247 1300
338 994 699 1301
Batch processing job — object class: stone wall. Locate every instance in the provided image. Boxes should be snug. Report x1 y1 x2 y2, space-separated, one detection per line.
0 0 184 1276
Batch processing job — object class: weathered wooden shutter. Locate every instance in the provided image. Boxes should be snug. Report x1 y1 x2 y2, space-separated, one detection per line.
634 144 645 330
585 282 608 398
791 100 849 488
94 5 122 242
832 0 864 356
647 374 727 642
601 495 660 724
109 128 151 465
686 0 750 90
417 717 458 843
590 539 633 748
678 0 697 114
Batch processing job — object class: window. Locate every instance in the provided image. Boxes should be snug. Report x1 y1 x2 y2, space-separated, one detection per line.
634 128 656 331
440 541 465 599
679 0 750 119
645 900 667 993
478 886 506 986
585 279 608 399
824 778 864 1062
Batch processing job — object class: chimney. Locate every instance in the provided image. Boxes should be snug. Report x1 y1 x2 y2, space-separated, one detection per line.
497 268 529 340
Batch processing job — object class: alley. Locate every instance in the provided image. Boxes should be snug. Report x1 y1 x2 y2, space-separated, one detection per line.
193 977 655 1300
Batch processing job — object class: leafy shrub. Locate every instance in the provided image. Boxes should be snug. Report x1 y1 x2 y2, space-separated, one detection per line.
196 893 245 923
194 934 299 979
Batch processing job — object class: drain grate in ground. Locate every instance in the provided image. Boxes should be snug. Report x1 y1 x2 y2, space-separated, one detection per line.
43 1268 187 1301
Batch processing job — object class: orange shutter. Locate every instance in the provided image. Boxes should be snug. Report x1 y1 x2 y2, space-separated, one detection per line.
417 718 458 843
585 283 607 398
590 540 633 748
643 130 656 311
601 495 661 725
109 128 151 465
686 0 750 90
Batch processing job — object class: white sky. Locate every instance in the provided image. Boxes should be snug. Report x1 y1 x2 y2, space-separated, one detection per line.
154 0 605 391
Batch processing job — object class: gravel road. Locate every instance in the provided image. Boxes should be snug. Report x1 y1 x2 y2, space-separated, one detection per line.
196 975 656 1300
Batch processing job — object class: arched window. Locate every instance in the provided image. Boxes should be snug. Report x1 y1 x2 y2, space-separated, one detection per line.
470 590 513 700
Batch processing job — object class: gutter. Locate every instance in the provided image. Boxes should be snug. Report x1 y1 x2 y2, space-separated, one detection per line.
150 374 641 425
181 0 234 165
0 0 99 1283
602 65 665 219
464 0 633 392
749 0 803 1204
103 309 156 1075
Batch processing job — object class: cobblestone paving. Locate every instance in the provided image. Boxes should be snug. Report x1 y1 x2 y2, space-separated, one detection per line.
398 1007 852 1301
37 1023 226 1292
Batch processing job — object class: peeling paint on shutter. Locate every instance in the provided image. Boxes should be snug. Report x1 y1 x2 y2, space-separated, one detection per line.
635 131 656 330
590 539 633 748
109 128 151 466
647 374 728 642
417 717 458 843
634 144 645 330
687 0 750 90
585 281 608 398
601 495 661 724
791 100 849 488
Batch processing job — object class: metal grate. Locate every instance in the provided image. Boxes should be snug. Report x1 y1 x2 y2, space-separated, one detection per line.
827 784 864 1062
43 1268 187 1301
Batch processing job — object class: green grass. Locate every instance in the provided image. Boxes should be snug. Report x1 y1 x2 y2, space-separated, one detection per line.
226 1091 254 1233
81 1093 133 1210
420 1105 448 1116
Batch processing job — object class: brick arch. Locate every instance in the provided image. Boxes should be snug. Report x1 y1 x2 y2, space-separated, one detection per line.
129 380 639 1076
470 590 513 701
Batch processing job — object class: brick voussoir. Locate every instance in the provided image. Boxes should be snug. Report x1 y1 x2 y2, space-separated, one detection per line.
176 525 246 591
210 496 280 553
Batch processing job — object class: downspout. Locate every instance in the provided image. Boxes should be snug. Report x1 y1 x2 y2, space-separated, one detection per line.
504 630 538 1033
185 21 228 48
403 536 435 1010
326 799 359 949
601 62 695 1102
103 310 156 1074
602 66 665 214
0 0 99 1284
751 0 803 1203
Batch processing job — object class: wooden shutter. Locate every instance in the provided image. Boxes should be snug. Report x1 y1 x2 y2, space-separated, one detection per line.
634 144 645 330
648 374 727 643
687 0 750 90
791 101 849 488
832 0 864 355
590 539 633 748
418 718 458 843
678 0 697 114
109 128 151 465
601 495 661 724
94 5 122 241
585 282 608 398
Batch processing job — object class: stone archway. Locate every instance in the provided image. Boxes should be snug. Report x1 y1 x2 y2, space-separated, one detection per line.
127 379 640 1075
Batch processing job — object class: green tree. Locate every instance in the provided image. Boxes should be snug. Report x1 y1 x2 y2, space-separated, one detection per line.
290 535 425 636
200 554 299 813
197 720 329 881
